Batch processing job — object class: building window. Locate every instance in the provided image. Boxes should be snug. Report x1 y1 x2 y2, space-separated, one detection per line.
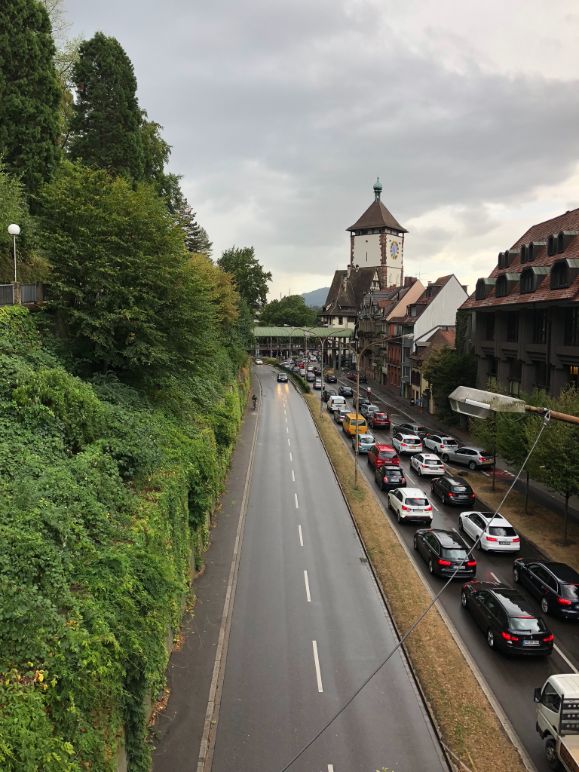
557 231 566 253
520 244 528 263
568 365 579 388
520 268 535 293
506 312 518 342
564 307 579 346
547 234 556 256
497 252 506 268
485 314 495 341
534 362 547 390
495 275 508 297
532 310 547 344
551 261 569 289
338 316 343 325
475 279 486 300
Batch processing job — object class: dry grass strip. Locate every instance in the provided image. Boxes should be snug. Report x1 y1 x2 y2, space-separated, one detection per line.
306 395 525 772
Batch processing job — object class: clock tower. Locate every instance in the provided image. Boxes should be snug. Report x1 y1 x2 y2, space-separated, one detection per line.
346 178 407 287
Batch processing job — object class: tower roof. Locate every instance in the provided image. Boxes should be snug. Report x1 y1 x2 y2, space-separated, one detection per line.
347 179 407 233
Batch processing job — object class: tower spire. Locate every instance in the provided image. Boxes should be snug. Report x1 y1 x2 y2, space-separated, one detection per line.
373 176 382 201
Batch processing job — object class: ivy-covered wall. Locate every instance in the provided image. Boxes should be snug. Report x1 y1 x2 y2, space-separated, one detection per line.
0 306 247 770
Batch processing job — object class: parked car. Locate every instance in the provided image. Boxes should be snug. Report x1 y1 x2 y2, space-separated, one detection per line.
413 529 476 578
392 422 431 439
440 445 494 470
333 406 350 424
322 387 337 402
276 372 288 382
367 443 400 469
513 559 579 618
352 433 375 454
375 464 406 491
392 432 423 455
423 434 459 454
313 378 322 390
458 511 521 552
368 411 390 430
410 453 445 477
342 413 368 438
461 581 554 656
324 373 337 383
338 385 353 398
431 475 476 507
360 403 380 418
387 488 433 524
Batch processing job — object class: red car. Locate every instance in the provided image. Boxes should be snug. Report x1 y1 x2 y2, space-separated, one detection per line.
367 443 400 469
369 411 390 430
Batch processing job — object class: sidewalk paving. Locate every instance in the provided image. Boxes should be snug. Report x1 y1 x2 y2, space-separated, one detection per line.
349 373 579 525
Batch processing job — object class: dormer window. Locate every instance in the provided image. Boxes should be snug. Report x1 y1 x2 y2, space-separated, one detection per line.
495 275 508 297
520 268 535 293
547 234 556 256
556 230 578 254
475 279 486 300
520 245 528 263
551 260 569 289
498 252 507 268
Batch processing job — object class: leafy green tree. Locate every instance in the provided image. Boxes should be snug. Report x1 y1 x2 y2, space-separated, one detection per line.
36 162 218 381
423 347 477 423
0 0 61 192
259 295 318 327
218 246 272 312
68 33 144 180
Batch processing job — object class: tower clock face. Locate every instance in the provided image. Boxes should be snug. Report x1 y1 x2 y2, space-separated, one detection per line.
390 241 399 259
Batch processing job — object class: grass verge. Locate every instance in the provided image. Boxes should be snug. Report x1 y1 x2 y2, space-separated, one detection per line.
305 394 526 772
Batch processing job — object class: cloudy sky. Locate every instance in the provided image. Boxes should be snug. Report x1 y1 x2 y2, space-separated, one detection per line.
61 0 579 300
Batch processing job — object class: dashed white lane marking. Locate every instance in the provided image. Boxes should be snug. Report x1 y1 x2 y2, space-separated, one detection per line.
328 765 334 772
304 570 311 602
291 469 295 482
554 645 578 674
490 571 501 583
298 524 303 547
288 438 291 447
294 493 299 509
289 451 293 462
286 426 289 433
312 641 324 693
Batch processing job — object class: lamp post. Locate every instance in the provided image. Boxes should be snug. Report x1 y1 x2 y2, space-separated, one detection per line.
296 325 329 415
8 224 20 285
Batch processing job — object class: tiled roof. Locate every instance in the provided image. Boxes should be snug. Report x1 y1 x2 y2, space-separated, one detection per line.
461 208 579 310
347 200 407 233
412 328 456 364
322 266 379 314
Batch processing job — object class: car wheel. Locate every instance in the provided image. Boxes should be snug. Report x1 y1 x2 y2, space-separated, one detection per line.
413 536 418 550
461 591 468 608
486 629 495 649
513 566 520 583
441 453 449 462
443 494 449 506
477 539 483 551
396 510 402 524
428 559 435 575
367 456 371 466
418 468 422 477
541 597 550 615
468 461 477 470
387 499 393 511
545 738 559 770
458 518 465 533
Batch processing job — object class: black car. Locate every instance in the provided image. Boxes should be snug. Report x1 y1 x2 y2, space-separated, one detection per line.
392 422 432 439
413 529 476 578
513 559 579 619
375 464 406 491
461 581 554 656
338 385 353 397
322 387 337 402
324 373 337 383
431 475 476 506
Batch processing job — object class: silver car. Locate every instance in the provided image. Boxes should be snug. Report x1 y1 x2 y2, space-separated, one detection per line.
352 433 375 454
440 445 494 470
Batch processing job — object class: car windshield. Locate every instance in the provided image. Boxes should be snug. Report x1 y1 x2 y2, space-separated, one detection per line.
386 471 403 478
452 486 468 492
406 497 428 507
352 419 365 426
374 413 386 419
424 459 441 466
488 526 517 537
561 584 579 601
480 450 493 457
417 427 429 433
405 438 420 445
441 548 469 560
379 450 396 459
442 437 457 444
509 617 545 633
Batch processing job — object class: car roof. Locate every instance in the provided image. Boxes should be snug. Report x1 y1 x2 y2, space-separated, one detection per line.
418 452 441 460
457 446 486 453
469 582 537 615
428 529 466 547
358 433 374 440
375 443 396 450
442 475 470 486
383 464 403 471
478 513 513 527
532 561 579 582
398 432 421 439
402 487 428 497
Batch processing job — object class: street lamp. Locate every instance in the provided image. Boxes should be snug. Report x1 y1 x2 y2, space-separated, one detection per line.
8 224 20 284
449 386 579 426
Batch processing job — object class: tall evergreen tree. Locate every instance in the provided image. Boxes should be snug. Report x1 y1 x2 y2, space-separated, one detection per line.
0 0 61 193
177 201 213 256
68 32 144 180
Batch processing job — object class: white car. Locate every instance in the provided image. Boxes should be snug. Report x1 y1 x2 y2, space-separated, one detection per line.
387 487 433 525
255 358 263 365
410 453 445 477
458 511 521 552
392 432 423 455
423 434 459 454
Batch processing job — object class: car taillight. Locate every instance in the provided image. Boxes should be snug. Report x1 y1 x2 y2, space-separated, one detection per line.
467 560 477 567
557 597 572 606
485 535 498 542
447 492 455 497
543 634 554 643
401 505 411 511
437 559 452 566
425 505 432 511
500 631 519 642
512 537 520 543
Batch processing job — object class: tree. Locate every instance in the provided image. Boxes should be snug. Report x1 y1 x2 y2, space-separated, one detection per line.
217 246 271 312
176 200 213 256
36 162 220 381
259 295 318 327
423 347 477 423
0 0 61 193
68 33 144 181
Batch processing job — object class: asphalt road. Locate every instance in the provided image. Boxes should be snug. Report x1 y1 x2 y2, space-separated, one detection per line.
330 380 579 772
211 367 448 772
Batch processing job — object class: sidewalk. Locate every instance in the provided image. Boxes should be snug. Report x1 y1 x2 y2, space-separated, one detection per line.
355 374 579 525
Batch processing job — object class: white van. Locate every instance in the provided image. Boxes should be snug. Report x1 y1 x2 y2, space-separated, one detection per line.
327 395 347 413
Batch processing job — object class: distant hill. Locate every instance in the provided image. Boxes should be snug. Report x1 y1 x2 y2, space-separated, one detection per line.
302 287 330 308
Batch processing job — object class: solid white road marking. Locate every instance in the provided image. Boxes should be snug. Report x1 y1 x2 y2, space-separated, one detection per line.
312 641 324 692
554 645 578 674
291 469 295 482
289 451 293 462
304 570 311 602
295 493 299 509
298 525 303 547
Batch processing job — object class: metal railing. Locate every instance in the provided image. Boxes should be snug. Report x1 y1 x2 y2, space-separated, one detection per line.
0 283 44 306
0 284 14 305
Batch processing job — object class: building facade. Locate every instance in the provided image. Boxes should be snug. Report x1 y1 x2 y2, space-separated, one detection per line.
461 208 579 397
